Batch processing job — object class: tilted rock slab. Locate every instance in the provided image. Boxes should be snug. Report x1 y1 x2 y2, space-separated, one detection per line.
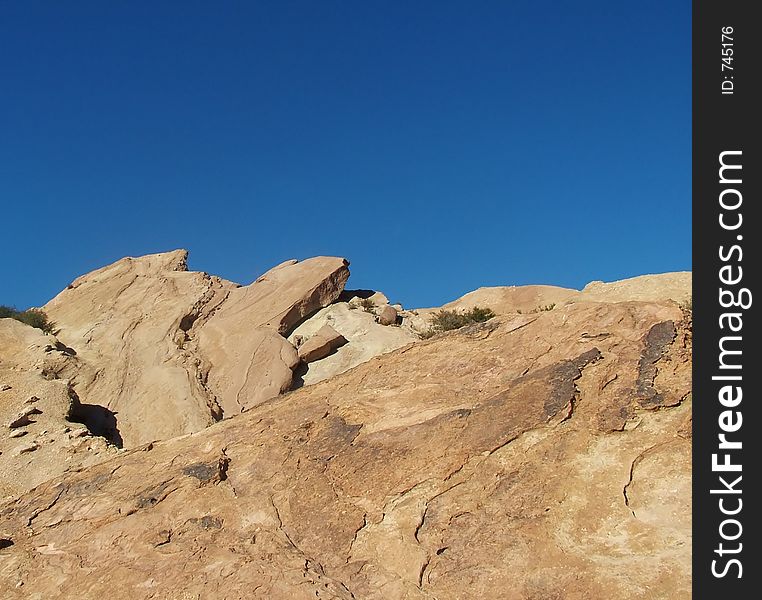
0 299 691 599
195 257 349 415
297 324 348 363
43 251 349 447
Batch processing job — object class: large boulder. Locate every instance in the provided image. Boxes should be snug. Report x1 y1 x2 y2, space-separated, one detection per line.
288 295 419 386
43 250 236 447
377 305 398 326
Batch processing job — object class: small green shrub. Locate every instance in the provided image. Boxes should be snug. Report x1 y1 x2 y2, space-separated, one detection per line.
426 306 496 335
0 305 55 334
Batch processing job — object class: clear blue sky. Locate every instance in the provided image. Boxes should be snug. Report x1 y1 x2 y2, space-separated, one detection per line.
1 1 690 309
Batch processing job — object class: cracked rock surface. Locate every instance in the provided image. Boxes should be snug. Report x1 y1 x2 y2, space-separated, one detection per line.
0 319 117 500
0 292 691 599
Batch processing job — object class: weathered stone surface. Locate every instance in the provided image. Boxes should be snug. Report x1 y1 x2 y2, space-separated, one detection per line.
196 256 350 414
42 252 350 445
297 324 348 363
378 304 398 326
43 250 235 447
581 272 692 305
12 441 38 456
413 272 691 320
288 300 419 386
0 298 691 599
0 318 117 500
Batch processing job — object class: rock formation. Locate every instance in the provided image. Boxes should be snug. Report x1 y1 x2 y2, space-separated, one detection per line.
195 256 349 415
0 253 692 599
42 251 349 447
0 319 117 500
297 324 348 363
287 293 420 387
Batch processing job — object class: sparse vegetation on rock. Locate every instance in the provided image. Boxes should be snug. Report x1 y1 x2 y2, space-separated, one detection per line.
0 305 54 334
0 252 694 600
419 306 496 338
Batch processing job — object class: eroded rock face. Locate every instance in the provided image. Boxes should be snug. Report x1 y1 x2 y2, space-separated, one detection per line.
195 256 350 414
0 299 692 599
0 319 117 500
42 251 350 446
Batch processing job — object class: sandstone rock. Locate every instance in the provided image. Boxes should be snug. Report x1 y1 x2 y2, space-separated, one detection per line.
288 301 419 386
43 250 235 447
298 324 348 363
422 272 691 320
43 251 350 444
0 297 691 599
377 305 398 326
580 271 692 305
196 256 350 414
12 441 38 456
8 430 27 439
0 384 11 392
0 319 116 498
7 407 41 429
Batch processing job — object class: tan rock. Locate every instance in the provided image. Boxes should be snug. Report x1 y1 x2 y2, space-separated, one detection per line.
12 441 38 456
377 305 398 326
7 411 36 430
580 271 692 304
195 256 350 413
421 272 691 320
297 324 348 363
0 319 117 498
43 251 350 444
0 298 691 599
288 301 419 386
43 250 235 447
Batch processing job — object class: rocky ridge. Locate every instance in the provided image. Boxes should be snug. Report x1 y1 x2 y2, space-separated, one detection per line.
0 252 692 599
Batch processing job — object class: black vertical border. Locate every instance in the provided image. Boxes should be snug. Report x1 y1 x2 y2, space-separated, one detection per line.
693 0 759 597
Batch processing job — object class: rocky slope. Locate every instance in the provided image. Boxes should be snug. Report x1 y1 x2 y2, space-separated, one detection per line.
0 319 117 501
0 253 692 599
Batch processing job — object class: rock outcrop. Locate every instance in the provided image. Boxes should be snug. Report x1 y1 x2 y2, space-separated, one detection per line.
43 251 350 447
288 295 420 387
0 293 692 599
417 272 692 317
0 319 117 500
195 257 349 414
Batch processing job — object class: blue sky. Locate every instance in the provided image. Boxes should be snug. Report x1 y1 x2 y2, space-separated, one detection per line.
1 1 690 309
